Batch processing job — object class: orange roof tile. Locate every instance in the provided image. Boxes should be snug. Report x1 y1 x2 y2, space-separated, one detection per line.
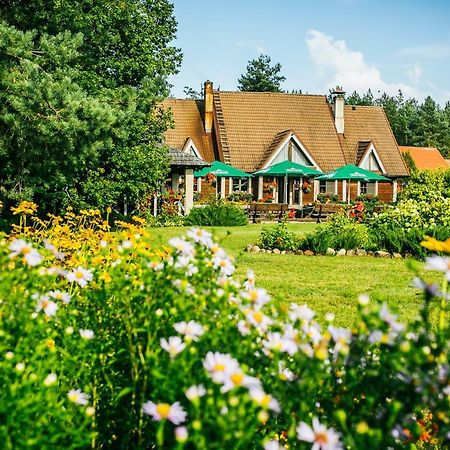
161 99 216 162
400 146 448 170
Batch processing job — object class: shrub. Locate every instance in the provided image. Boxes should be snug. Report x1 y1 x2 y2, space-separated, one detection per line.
1 226 450 449
258 222 302 251
302 213 372 253
184 201 248 226
316 193 339 203
226 191 253 203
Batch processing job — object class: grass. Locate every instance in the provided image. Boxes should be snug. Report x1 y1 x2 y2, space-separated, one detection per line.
147 223 430 327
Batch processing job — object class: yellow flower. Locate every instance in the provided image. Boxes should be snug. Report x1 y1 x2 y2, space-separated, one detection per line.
421 236 450 254
99 272 112 283
11 201 38 215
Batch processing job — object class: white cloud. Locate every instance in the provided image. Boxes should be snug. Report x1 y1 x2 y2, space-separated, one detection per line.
236 39 266 54
405 63 422 84
305 29 418 97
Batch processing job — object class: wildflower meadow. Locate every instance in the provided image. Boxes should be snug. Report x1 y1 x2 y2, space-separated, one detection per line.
0 204 449 449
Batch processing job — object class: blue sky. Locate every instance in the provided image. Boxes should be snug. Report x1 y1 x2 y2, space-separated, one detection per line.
168 0 450 104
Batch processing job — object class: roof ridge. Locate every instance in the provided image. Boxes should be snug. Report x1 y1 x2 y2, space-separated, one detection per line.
216 90 327 98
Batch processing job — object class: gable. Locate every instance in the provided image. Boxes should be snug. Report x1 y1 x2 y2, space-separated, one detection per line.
182 138 202 159
357 141 385 172
161 99 216 162
341 105 408 176
263 132 320 169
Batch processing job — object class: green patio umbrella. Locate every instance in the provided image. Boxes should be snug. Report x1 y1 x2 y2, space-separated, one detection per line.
194 161 251 199
253 160 323 177
253 161 323 206
316 164 389 203
194 161 251 178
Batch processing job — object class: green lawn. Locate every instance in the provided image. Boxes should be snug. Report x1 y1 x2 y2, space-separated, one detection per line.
148 223 428 327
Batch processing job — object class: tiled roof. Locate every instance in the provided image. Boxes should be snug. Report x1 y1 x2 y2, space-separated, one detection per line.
400 146 448 170
340 106 409 176
161 99 216 162
161 89 409 178
355 140 371 165
215 91 347 172
168 148 210 169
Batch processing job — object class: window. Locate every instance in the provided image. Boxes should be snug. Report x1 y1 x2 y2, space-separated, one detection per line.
360 181 367 195
319 181 335 194
232 178 249 192
360 182 377 195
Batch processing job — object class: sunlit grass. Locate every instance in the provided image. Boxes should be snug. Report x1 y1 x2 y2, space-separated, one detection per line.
148 223 428 327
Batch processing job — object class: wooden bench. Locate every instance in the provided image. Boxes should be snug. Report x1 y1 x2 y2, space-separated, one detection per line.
310 203 345 223
248 203 289 223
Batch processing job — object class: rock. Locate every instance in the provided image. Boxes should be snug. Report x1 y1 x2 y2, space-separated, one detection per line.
375 250 390 258
295 250 304 255
326 248 336 256
404 252 413 259
281 250 286 255
355 249 367 256
346 249 356 256
304 250 315 256
246 244 253 252
250 245 260 253
336 249 346 256
392 252 402 259
367 251 375 257
273 248 281 254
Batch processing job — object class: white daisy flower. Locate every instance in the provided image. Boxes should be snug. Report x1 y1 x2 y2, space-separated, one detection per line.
9 239 42 266
278 362 295 381
44 373 57 386
185 384 206 401
249 389 280 413
168 237 195 257
379 304 405 332
220 369 261 393
328 326 352 357
148 260 164 271
213 256 235 276
142 400 187 425
35 295 58 317
245 309 272 332
297 417 342 450
186 228 212 246
243 269 256 290
242 288 270 308
174 321 205 341
160 336 186 358
425 255 450 278
79 329 94 340
49 290 71 304
289 304 315 322
264 440 283 450
208 242 226 259
66 267 93 288
175 426 188 443
68 389 90 406
203 352 240 383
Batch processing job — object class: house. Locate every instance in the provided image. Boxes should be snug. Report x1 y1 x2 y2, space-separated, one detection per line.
400 146 448 170
162 81 409 204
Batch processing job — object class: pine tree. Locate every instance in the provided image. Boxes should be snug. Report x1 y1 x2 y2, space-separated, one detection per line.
238 54 286 92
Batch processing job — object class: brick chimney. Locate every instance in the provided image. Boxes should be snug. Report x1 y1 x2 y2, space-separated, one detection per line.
204 80 213 133
331 86 345 134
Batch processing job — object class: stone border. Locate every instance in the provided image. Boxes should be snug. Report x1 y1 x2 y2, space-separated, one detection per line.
245 244 407 259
